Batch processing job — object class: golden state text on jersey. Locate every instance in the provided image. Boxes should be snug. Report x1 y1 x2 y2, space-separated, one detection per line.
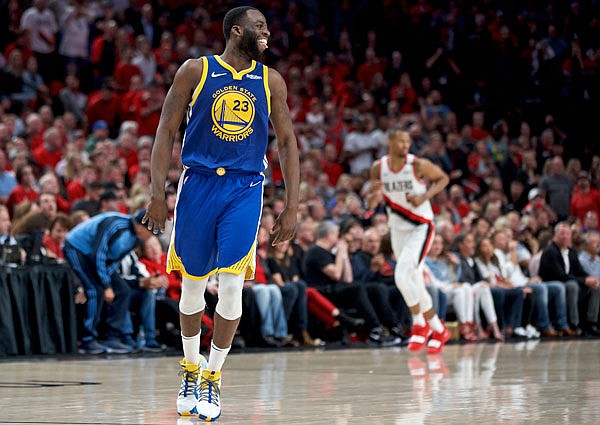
182 55 271 173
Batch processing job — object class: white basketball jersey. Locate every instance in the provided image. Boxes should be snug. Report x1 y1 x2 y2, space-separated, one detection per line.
380 154 433 228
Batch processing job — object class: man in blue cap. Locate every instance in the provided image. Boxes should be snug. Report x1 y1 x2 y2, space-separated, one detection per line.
63 209 156 353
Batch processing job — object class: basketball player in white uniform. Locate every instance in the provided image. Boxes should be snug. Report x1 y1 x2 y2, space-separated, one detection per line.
369 128 450 354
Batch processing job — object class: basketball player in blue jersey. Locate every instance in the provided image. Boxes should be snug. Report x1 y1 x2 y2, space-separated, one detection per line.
368 128 450 355
143 6 299 421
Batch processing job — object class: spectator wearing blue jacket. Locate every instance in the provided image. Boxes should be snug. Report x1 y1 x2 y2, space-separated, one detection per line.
64 210 155 354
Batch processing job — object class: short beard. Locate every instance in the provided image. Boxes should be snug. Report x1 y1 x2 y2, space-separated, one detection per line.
239 28 263 61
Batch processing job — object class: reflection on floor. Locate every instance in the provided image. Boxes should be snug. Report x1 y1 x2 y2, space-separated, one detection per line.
1 340 600 424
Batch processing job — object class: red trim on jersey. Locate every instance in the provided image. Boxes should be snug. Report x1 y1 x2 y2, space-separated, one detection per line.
383 194 432 225
386 155 407 174
419 223 436 264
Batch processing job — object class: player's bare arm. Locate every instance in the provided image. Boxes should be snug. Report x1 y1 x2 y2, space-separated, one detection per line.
268 68 300 245
367 159 383 210
411 157 449 207
143 59 203 234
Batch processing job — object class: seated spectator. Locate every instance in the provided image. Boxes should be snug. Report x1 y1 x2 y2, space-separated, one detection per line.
303 220 399 345
0 149 17 203
117 249 166 352
253 226 292 347
42 213 72 260
425 235 478 341
66 162 98 203
63 210 155 354
12 209 50 263
38 171 70 213
448 185 470 219
37 192 58 219
576 231 600 336
71 181 104 216
493 229 571 337
349 227 405 337
140 235 182 301
139 235 199 348
0 204 24 265
583 211 600 233
454 232 504 341
6 164 38 218
266 236 322 346
98 190 120 213
85 120 109 153
475 237 526 339
539 222 600 334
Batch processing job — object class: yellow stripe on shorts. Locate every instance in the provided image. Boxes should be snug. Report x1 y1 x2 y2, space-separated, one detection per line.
219 242 256 280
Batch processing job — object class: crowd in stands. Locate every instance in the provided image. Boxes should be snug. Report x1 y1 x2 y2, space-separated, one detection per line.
0 0 599 353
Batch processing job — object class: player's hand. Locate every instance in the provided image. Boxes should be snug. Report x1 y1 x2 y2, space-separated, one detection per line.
406 193 426 207
271 207 297 246
143 196 168 235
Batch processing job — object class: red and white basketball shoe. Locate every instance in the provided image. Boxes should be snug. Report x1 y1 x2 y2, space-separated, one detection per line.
407 323 431 353
427 327 451 354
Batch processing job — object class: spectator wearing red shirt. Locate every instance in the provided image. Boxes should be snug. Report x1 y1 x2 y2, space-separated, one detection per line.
113 45 142 91
390 72 418 114
120 75 144 122
471 111 491 141
133 80 165 136
266 142 283 186
38 171 70 214
42 213 72 260
86 80 121 132
25 113 45 151
356 47 385 90
4 30 34 65
321 143 344 186
118 130 139 170
153 35 176 73
140 235 182 302
570 172 600 222
6 164 38 218
448 184 471 219
66 162 97 202
33 127 63 170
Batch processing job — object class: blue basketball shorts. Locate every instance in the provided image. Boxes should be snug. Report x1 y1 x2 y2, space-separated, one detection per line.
167 167 264 280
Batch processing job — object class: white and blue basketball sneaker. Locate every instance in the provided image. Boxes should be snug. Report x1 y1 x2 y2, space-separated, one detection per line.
177 359 200 416
197 369 222 422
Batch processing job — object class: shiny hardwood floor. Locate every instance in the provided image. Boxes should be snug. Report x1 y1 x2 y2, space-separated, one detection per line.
1 340 600 424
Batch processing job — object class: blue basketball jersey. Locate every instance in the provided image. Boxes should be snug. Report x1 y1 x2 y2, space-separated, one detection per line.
182 55 271 173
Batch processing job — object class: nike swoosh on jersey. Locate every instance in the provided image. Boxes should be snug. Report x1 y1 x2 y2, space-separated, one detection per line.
211 72 227 77
249 181 262 187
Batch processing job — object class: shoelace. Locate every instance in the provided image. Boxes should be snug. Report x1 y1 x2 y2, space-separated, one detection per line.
178 368 199 397
199 375 221 406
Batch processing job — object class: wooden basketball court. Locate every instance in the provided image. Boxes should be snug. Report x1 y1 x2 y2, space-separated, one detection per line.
1 340 599 424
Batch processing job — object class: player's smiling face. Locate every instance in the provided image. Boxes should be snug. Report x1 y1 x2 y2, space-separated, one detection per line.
239 10 270 61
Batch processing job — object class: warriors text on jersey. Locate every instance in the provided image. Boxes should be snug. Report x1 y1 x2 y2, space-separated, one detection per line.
380 153 434 228
182 55 271 174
